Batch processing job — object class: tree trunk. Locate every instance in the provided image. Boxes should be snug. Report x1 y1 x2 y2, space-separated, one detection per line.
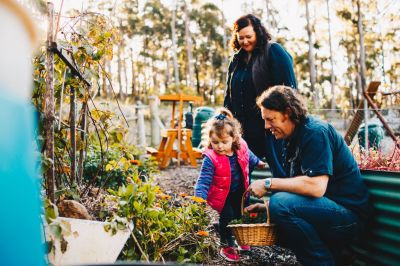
45 2 55 202
101 59 107 97
356 70 362 107
326 0 336 110
142 54 148 99
123 52 129 97
357 0 367 91
184 3 194 89
130 48 136 99
264 0 272 29
171 1 180 91
165 52 172 91
209 50 215 103
221 0 229 74
357 0 368 150
117 41 124 100
195 59 200 94
305 0 318 107
151 58 157 94
106 60 112 98
77 102 88 184
70 86 76 186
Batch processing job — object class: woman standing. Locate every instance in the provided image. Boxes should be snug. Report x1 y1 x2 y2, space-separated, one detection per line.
224 14 297 177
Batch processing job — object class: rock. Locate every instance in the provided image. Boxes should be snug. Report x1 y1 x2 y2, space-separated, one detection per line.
89 187 100 196
58 200 92 220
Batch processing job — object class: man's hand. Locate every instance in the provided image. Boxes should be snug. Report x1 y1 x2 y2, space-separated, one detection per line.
248 179 268 198
244 202 267 213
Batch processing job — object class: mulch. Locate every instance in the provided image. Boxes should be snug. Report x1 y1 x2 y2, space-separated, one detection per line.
154 164 299 265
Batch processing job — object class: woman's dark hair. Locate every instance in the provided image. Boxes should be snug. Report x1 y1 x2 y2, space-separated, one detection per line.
256 86 307 125
230 14 272 52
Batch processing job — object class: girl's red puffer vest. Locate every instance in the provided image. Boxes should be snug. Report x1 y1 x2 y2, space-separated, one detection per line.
203 139 250 213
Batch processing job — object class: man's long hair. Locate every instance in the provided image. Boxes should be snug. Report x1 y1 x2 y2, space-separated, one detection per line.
257 85 307 125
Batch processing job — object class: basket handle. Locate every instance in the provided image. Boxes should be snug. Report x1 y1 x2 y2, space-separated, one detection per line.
241 189 271 225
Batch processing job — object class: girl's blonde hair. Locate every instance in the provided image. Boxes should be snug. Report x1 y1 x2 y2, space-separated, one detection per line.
205 107 242 151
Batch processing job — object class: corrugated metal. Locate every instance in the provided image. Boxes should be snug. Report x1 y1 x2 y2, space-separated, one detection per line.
250 168 272 180
352 170 400 265
250 168 400 265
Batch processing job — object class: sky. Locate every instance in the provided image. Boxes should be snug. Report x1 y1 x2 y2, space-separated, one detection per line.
216 0 302 32
52 0 303 34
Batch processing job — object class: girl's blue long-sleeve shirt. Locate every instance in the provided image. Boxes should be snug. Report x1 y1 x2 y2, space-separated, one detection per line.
195 150 260 200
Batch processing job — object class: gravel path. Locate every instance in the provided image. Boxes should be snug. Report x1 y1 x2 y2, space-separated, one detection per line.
154 164 299 265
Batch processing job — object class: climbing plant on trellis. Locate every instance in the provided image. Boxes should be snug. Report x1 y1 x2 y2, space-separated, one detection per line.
33 3 124 202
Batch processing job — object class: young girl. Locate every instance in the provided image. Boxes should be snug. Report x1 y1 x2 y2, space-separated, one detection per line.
195 108 266 262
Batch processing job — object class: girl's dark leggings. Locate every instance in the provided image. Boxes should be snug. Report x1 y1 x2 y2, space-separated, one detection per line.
219 189 243 247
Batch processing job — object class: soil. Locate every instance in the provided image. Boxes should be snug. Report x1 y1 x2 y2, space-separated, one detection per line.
154 164 299 266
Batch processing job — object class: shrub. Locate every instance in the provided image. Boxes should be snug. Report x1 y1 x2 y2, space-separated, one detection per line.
83 143 158 190
105 180 216 263
354 142 400 171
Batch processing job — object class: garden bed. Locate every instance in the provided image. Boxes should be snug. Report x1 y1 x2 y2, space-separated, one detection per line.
154 165 299 265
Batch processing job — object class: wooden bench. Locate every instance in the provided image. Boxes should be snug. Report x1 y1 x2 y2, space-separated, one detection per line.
146 129 201 169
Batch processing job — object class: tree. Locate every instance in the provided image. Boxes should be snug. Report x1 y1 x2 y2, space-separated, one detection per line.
326 0 336 110
357 0 367 92
304 0 318 108
184 2 194 89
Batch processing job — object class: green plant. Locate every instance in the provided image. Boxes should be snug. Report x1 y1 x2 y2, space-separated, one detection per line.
83 138 158 190
105 180 216 263
230 211 267 225
44 199 75 255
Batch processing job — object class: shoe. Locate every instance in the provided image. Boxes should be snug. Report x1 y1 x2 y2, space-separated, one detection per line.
238 245 251 251
219 246 240 262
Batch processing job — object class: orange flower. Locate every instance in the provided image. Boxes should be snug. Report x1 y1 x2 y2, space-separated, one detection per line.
158 194 172 200
191 196 207 203
196 231 209 237
179 193 188 198
130 159 141 166
62 166 70 174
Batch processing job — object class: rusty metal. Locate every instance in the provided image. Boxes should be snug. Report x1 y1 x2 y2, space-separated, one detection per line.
363 90 400 148
344 81 380 145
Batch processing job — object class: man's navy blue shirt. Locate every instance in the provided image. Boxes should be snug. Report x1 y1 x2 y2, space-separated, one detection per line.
283 116 370 219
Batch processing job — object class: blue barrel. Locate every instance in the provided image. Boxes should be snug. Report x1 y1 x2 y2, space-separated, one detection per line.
357 123 384 150
192 107 215 147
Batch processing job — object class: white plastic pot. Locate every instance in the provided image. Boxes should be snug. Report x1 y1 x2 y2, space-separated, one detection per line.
46 217 131 266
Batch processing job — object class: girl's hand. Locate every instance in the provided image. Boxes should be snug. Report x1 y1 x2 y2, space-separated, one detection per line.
257 161 267 169
244 203 267 213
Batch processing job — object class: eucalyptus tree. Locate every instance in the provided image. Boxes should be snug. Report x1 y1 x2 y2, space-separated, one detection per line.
190 3 226 101
138 0 173 96
326 0 336 110
336 0 384 107
372 1 400 90
336 2 360 108
303 0 318 108
357 0 367 92
88 0 141 99
184 1 194 90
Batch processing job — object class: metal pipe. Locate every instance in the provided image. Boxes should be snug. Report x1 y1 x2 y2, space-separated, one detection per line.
363 91 399 148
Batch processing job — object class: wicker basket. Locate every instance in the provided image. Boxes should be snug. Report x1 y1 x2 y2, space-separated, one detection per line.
227 190 277 246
